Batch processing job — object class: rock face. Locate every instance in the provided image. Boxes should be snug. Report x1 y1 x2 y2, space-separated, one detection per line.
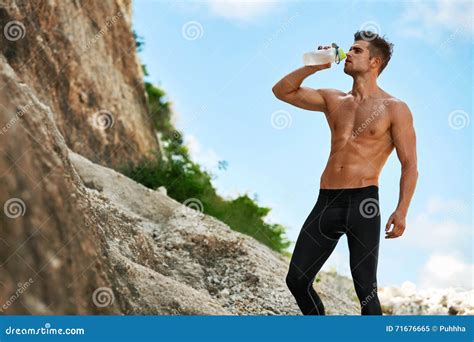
0 1 360 315
69 152 360 315
0 60 358 313
0 0 159 168
0 56 225 314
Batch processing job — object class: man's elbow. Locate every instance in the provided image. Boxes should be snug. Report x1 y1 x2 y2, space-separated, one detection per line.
272 85 283 99
272 85 294 101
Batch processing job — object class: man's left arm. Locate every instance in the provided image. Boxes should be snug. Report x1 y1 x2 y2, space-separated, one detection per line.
385 101 419 239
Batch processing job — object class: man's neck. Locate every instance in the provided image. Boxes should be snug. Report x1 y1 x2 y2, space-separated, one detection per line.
350 74 379 101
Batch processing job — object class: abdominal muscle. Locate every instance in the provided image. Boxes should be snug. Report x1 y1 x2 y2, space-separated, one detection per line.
319 138 392 189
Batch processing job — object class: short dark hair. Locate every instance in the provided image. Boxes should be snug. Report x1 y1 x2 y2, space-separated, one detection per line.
353 30 394 75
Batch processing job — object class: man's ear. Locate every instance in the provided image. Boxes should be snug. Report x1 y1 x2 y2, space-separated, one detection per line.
370 56 383 72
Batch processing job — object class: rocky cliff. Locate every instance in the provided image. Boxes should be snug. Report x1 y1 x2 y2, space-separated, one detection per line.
0 0 360 315
0 0 159 168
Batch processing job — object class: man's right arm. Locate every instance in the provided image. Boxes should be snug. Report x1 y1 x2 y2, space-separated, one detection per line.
272 63 332 113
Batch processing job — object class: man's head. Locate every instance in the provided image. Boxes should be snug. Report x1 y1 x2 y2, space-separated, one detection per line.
344 30 394 77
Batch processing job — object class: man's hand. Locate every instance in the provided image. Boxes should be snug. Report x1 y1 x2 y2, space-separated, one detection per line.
385 210 406 239
306 63 331 72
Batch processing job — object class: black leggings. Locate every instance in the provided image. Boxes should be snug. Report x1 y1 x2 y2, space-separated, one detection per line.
286 185 382 315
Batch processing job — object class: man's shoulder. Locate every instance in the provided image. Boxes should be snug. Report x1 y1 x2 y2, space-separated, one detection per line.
387 98 410 110
319 88 347 97
319 88 348 103
379 94 410 112
382 96 413 124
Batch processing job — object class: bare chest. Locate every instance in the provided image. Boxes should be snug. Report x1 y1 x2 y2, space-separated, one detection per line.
327 99 392 139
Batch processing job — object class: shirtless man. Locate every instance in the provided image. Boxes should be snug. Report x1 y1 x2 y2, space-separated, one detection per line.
272 31 418 315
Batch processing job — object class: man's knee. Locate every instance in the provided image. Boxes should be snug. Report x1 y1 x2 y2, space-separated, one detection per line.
285 272 298 291
286 271 312 293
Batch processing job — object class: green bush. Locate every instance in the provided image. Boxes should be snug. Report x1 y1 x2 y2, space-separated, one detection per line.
121 34 292 256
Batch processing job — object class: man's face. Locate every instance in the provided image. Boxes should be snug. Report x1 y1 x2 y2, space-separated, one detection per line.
344 40 376 76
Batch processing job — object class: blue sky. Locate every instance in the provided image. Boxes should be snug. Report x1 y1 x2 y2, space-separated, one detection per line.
132 0 472 290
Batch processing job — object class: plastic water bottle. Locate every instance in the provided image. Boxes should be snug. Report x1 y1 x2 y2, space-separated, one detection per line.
303 43 346 66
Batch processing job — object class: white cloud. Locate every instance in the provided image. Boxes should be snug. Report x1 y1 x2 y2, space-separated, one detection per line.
426 196 469 216
184 134 222 172
398 0 473 45
406 215 470 250
206 0 279 22
419 253 473 289
174 0 280 22
404 196 471 251
403 196 473 289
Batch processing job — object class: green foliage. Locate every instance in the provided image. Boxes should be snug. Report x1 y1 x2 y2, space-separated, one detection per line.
142 64 149 77
123 33 292 255
133 30 145 52
145 81 173 135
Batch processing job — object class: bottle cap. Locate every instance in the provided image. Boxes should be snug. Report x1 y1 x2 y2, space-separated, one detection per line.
331 43 347 64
